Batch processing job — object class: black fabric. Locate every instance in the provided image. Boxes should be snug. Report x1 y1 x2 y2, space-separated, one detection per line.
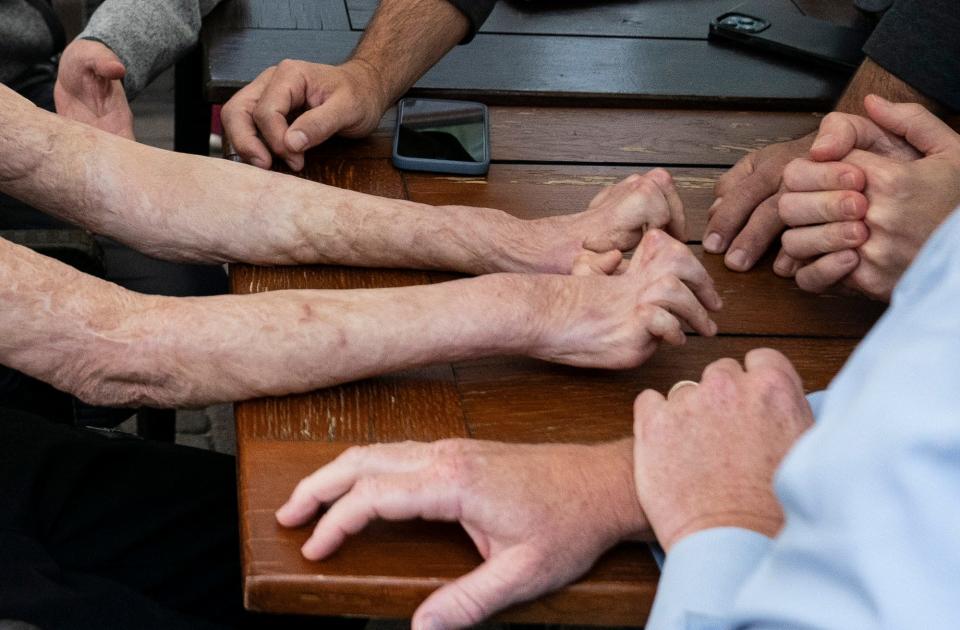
0 408 242 629
863 0 960 112
0 409 369 629
23 0 66 54
445 0 497 43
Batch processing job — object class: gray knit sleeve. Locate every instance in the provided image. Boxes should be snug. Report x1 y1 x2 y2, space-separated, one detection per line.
77 0 224 98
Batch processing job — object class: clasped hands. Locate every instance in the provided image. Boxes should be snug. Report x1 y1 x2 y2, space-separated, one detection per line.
707 94 960 301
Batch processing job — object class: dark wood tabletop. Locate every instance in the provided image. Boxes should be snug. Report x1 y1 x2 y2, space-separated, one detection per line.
227 105 884 626
209 0 884 625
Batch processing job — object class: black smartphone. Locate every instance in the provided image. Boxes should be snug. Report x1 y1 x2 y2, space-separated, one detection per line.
392 98 490 176
709 2 872 70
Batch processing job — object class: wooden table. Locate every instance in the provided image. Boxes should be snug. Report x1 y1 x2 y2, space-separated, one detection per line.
208 0 884 624
228 105 885 625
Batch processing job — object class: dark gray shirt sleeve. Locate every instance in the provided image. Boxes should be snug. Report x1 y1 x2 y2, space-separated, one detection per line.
445 0 497 42
863 0 960 112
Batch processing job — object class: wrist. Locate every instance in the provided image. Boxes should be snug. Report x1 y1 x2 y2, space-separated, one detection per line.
459 207 557 274
342 57 391 121
593 439 651 541
660 511 783 552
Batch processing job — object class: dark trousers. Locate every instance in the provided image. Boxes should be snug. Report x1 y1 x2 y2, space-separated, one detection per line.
0 409 243 629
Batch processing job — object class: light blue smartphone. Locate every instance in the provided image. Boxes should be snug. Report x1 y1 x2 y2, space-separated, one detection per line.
392 98 490 176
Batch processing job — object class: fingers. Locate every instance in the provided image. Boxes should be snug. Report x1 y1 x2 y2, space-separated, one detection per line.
413 546 541 630
642 305 686 347
92 57 126 80
632 230 723 312
285 92 356 156
809 109 919 163
643 276 718 337
276 442 430 528
647 168 687 241
782 159 865 193
704 152 777 254
300 470 458 561
221 69 274 169
779 190 868 227
781 221 869 260
572 250 623 276
252 65 311 167
723 193 783 272
744 348 804 395
864 95 958 155
700 356 744 384
773 248 800 277
794 249 860 293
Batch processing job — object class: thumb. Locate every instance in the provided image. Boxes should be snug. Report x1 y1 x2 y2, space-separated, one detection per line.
865 94 956 155
413 546 542 630
92 56 126 81
284 94 355 154
572 250 623 276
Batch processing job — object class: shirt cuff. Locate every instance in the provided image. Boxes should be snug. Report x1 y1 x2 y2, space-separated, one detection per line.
444 0 497 44
646 527 772 630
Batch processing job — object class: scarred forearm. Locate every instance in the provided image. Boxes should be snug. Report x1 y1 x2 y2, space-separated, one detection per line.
0 234 558 408
0 86 551 274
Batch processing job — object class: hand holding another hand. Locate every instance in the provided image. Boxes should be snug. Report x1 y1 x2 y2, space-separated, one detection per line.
54 39 135 140
778 96 960 301
703 132 815 272
277 439 646 630
633 349 813 551
221 59 388 171
532 228 722 370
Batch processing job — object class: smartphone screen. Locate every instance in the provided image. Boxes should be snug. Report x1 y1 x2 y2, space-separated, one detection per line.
396 99 487 164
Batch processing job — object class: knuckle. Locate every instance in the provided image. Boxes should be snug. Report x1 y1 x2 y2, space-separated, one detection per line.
352 475 381 498
430 439 476 488
641 227 670 250
339 444 368 465
781 159 804 190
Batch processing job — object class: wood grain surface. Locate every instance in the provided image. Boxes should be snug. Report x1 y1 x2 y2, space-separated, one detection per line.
224 72 882 625
305 106 824 165
203 29 849 106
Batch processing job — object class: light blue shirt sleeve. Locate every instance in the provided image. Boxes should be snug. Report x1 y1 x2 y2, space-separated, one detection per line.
646 206 960 630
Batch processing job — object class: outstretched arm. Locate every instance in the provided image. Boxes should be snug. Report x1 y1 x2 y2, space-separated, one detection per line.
2 85 682 275
0 229 719 408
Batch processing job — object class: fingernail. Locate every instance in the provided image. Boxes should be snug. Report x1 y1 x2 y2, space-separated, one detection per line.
726 248 749 271
286 157 304 172
708 320 718 336
703 232 724 253
839 250 858 265
775 256 798 277
287 130 309 152
811 133 835 153
842 196 858 218
708 197 723 212
841 172 858 189
250 157 269 169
